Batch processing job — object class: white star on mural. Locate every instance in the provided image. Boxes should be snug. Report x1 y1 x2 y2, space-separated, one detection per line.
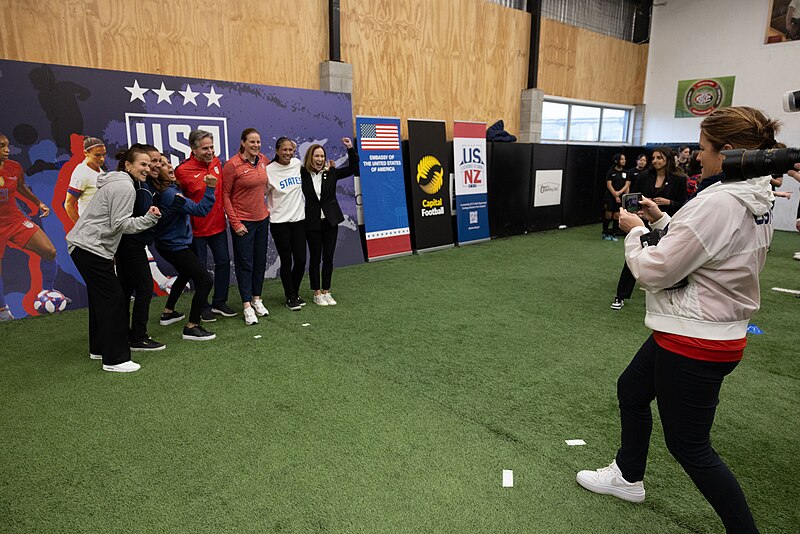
179 84 200 106
153 82 175 104
203 86 223 108
124 80 149 103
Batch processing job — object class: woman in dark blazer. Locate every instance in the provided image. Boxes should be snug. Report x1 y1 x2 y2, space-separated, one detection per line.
300 137 358 306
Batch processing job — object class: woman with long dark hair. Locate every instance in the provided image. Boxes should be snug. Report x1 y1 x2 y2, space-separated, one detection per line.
300 137 358 306
266 137 306 311
222 128 270 325
610 147 687 310
150 162 218 341
66 146 160 372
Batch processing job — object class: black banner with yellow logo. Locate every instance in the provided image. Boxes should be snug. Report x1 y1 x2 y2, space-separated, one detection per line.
406 119 454 252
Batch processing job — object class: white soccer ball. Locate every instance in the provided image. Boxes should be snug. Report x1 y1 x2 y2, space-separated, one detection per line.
33 289 69 314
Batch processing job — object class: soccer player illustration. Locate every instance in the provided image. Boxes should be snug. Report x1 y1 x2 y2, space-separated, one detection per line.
64 136 106 223
0 133 67 320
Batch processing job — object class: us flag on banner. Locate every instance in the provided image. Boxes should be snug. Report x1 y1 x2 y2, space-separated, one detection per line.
359 123 400 150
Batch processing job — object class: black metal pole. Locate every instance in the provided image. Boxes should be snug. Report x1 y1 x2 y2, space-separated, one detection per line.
329 0 341 62
526 0 542 89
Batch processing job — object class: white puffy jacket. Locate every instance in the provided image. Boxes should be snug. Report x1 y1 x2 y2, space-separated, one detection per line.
624 176 774 340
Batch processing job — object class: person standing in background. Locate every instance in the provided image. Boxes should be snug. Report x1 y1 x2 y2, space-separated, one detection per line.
602 154 630 241
267 137 306 311
222 128 271 326
300 137 358 306
66 146 160 372
174 130 237 321
115 143 165 352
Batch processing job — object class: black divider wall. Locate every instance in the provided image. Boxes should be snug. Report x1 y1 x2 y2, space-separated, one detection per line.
488 142 532 238
528 144 567 232
563 145 600 227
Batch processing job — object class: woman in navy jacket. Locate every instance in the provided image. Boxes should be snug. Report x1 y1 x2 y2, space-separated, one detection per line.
149 167 217 341
300 137 358 306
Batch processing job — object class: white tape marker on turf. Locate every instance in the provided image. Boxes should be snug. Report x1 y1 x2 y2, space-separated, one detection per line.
565 439 586 446
502 470 513 488
771 287 800 295
253 335 262 339
302 323 311 327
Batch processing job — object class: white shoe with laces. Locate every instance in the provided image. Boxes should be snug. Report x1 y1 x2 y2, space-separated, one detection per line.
252 299 269 317
576 460 645 503
313 294 328 306
102 360 141 373
323 293 337 306
243 306 258 325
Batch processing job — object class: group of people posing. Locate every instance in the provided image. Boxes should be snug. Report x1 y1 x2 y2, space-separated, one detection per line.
65 128 358 373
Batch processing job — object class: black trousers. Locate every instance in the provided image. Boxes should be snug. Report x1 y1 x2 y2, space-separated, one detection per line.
70 247 131 366
615 262 636 300
230 217 269 302
616 335 757 533
191 230 230 309
270 221 306 299
157 246 213 325
115 237 152 342
307 224 338 291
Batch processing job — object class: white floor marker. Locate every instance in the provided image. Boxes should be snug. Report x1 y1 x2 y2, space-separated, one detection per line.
502 469 513 488
565 439 586 446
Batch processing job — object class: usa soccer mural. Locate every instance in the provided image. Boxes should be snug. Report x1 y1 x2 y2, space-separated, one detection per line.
0 59 360 320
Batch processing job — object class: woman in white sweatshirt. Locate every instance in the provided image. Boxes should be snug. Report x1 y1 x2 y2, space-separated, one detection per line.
577 106 779 534
266 137 306 311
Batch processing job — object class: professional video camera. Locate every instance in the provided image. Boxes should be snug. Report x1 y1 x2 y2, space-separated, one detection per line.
720 90 800 181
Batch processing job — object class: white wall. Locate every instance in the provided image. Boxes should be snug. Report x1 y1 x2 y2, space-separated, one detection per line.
642 0 800 231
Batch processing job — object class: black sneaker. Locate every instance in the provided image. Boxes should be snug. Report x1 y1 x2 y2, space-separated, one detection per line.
611 297 624 310
160 310 185 326
296 296 306 307
286 297 302 311
201 309 217 322
130 337 166 351
211 303 237 317
182 325 216 341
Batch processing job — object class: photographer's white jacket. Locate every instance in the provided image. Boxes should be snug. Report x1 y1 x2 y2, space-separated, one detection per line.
624 177 774 340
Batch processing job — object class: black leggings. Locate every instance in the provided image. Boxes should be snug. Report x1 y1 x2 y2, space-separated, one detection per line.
157 246 212 325
616 335 757 533
615 262 636 300
307 224 338 291
270 221 306 299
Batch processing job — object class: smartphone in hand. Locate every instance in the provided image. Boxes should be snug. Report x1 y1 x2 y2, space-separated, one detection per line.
622 193 643 213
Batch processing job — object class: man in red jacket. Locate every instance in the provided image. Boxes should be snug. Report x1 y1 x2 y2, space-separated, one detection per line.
174 130 236 320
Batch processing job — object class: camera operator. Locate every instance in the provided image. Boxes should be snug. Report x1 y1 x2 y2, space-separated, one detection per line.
576 107 781 533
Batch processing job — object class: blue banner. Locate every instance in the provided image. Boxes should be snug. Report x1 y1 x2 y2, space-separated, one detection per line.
355 116 411 260
0 59 360 319
453 121 490 244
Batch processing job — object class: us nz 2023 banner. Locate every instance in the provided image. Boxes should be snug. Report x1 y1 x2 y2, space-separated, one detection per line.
355 116 412 261
0 59 360 320
406 119 453 252
453 121 489 245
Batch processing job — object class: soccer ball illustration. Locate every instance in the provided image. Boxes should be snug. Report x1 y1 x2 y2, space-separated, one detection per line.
33 290 69 314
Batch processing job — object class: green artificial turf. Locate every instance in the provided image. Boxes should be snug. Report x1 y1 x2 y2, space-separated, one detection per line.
1 225 798 533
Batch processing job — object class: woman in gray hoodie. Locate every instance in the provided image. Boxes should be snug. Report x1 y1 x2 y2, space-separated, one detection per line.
66 146 160 373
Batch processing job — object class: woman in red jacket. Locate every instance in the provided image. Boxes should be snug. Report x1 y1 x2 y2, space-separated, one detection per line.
222 128 271 326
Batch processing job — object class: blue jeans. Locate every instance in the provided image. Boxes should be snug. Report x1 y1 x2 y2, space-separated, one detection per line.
191 230 230 309
230 217 269 303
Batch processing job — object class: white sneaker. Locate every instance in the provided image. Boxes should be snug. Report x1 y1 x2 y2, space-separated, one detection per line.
252 299 269 317
323 293 337 306
102 360 141 373
794 252 800 261
243 306 258 325
313 294 328 306
576 460 645 503
89 353 102 360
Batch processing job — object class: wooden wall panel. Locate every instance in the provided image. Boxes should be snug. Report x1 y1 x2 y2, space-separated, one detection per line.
0 0 328 90
341 0 530 138
538 18 648 105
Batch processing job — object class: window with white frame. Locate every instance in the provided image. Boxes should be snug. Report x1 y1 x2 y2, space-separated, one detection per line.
542 99 632 144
